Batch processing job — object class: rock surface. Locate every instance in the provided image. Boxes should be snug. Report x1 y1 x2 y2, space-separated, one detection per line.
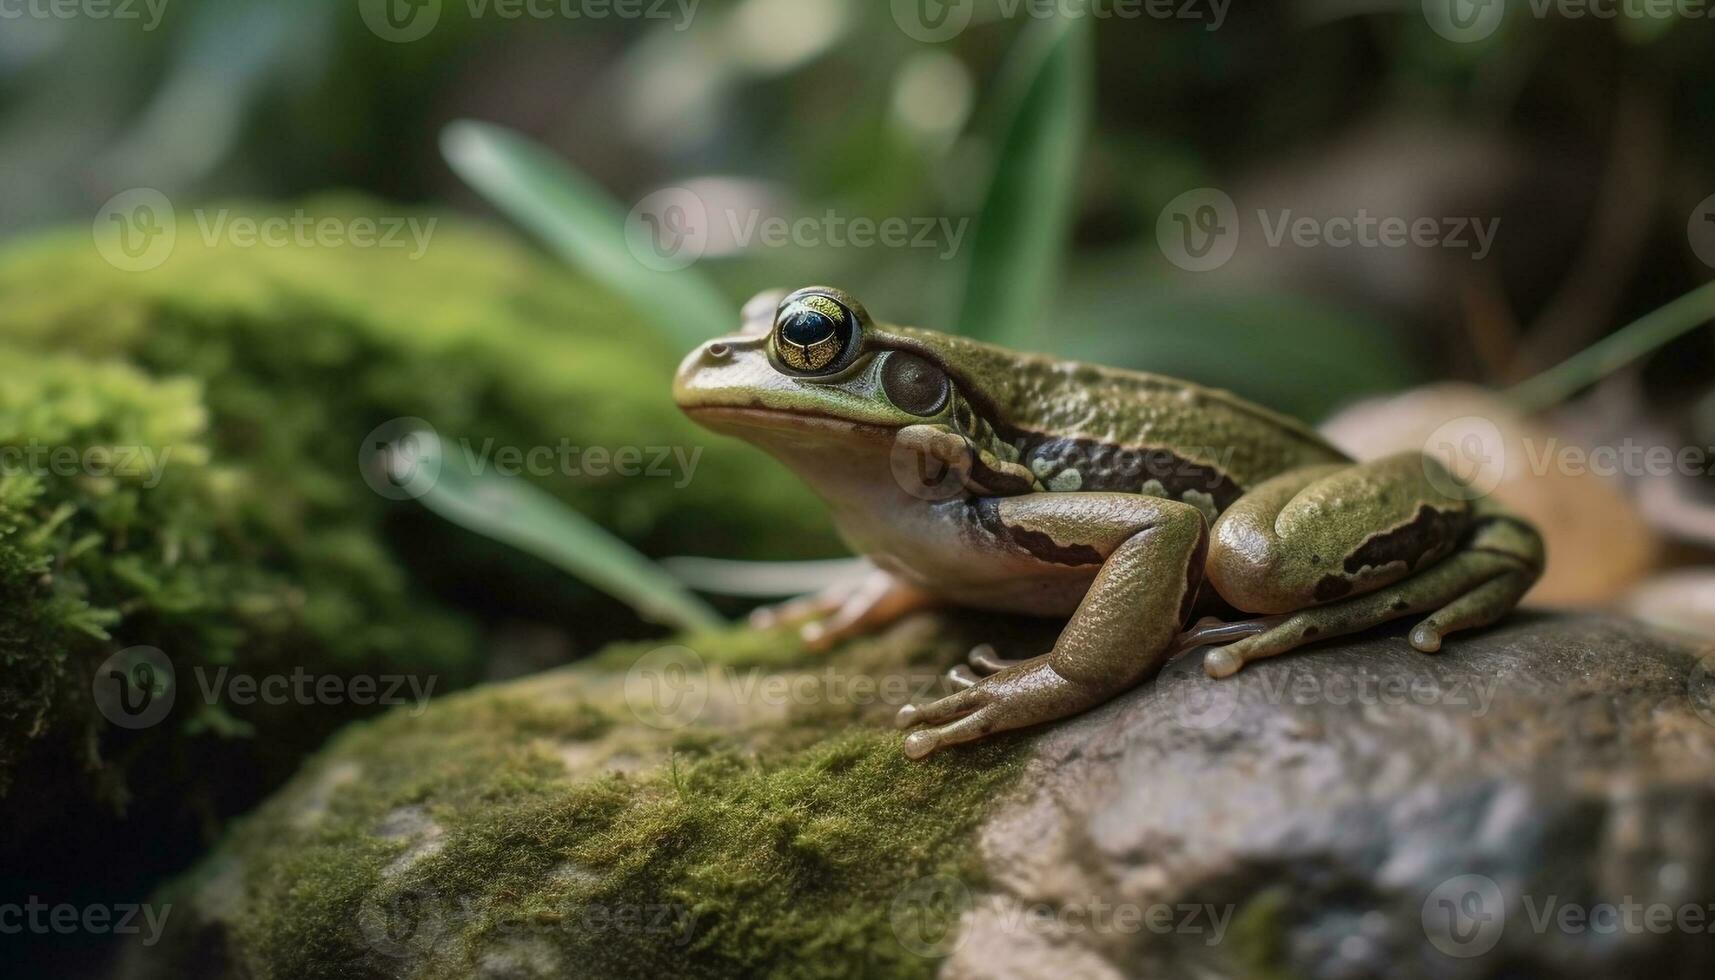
127 614 1715 979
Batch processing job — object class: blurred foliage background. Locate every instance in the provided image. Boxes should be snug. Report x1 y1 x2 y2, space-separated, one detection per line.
5 0 1712 420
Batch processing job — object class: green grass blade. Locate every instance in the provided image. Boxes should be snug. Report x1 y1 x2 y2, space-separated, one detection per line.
441 119 732 348
1507 280 1715 413
389 430 725 632
954 16 1093 348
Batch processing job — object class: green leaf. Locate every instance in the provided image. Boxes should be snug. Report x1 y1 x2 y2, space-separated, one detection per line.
1507 279 1715 414
388 430 724 633
440 120 732 349
954 17 1093 348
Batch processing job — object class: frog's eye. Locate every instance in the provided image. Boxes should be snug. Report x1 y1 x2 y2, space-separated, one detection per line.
773 292 858 375
880 351 950 416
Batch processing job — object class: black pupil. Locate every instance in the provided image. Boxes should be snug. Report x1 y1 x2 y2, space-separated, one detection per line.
881 352 949 416
780 309 836 347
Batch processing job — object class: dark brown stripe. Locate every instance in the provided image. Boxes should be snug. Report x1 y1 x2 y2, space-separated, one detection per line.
974 498 1104 567
1343 504 1463 575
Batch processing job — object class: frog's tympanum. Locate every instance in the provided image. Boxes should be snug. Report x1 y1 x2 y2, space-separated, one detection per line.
675 287 1545 759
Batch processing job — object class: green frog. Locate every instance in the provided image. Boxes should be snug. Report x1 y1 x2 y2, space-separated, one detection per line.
674 287 1544 759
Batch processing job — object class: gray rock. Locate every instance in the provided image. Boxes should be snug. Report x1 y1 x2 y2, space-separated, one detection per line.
953 613 1715 979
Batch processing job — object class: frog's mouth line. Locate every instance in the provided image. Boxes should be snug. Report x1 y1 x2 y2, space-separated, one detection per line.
682 405 895 441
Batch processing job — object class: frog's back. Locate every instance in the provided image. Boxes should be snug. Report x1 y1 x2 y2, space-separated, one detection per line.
883 325 1349 516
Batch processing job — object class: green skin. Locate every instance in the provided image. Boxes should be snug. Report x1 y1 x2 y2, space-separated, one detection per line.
675 287 1545 760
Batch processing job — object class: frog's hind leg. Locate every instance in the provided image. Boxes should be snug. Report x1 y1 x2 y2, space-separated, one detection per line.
1202 508 1542 678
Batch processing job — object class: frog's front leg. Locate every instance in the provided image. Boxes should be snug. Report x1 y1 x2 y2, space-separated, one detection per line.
896 493 1208 759
749 564 939 651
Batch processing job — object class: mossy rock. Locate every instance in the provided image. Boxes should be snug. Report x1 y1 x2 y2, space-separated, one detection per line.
128 613 1715 979
0 201 836 871
0 343 476 835
127 613 1036 980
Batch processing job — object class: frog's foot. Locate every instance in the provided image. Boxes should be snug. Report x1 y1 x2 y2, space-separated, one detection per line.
1201 514 1543 679
897 657 1117 759
749 569 938 652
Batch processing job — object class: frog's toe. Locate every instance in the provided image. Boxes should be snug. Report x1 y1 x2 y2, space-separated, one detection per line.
1203 647 1244 679
747 592 838 630
902 710 999 760
895 685 986 730
967 643 1027 675
946 664 981 689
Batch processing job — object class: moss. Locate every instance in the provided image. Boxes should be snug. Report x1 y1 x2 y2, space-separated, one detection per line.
1227 886 1299 980
0 343 476 831
149 617 1032 979
0 199 840 841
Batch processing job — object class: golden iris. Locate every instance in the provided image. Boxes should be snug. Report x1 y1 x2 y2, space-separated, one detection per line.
775 294 854 373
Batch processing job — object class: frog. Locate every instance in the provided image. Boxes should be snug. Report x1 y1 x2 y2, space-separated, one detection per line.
674 286 1544 760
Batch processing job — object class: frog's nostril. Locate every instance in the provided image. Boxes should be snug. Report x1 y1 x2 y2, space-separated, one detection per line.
707 343 730 359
